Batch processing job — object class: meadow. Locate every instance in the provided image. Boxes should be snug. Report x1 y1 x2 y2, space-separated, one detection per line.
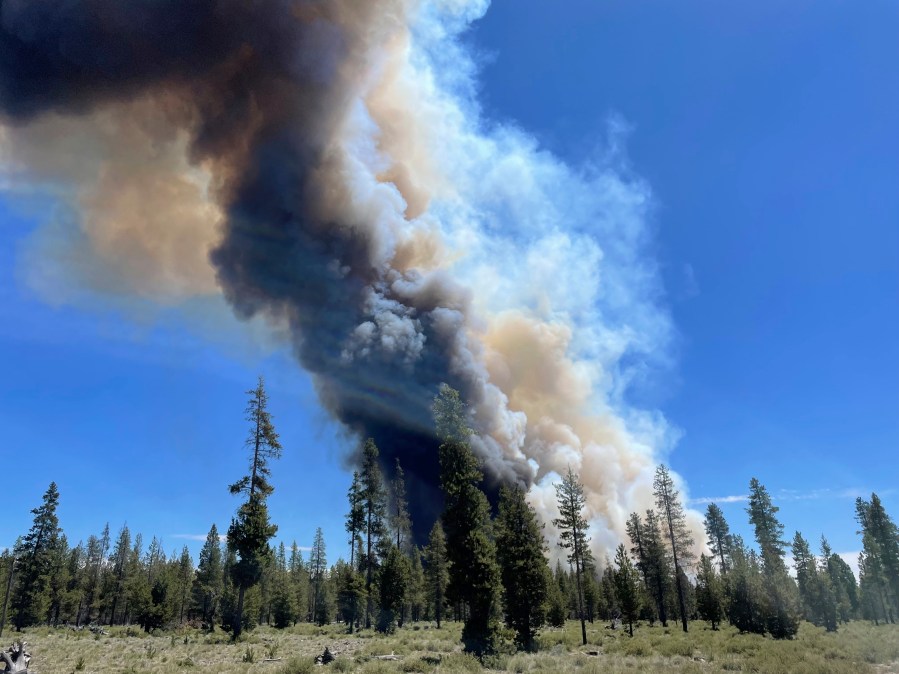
11 619 899 674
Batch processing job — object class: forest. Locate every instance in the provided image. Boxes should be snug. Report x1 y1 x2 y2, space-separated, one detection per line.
3 379 899 673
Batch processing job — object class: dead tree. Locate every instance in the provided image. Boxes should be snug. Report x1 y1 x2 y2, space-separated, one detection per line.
1 641 31 674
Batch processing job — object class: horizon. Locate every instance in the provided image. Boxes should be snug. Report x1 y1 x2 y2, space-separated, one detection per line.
1 0 897 580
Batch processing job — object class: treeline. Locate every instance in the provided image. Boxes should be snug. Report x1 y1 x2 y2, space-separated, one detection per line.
3 380 899 658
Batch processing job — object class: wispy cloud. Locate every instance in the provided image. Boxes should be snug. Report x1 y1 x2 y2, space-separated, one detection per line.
173 533 226 543
690 487 892 507
775 487 891 502
688 494 748 505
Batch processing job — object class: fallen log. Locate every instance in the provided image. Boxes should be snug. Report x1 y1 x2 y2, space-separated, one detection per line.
1 641 31 674
372 653 401 661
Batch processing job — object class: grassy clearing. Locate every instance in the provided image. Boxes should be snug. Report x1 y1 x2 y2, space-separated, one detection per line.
11 619 899 673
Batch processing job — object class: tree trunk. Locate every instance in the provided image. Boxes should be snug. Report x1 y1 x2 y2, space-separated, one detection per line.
233 585 247 640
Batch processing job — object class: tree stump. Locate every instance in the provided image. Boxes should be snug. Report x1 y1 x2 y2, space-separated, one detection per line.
1 641 31 673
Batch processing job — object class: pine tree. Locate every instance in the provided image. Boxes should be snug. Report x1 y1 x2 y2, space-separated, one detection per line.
377 545 411 633
345 472 365 569
1 548 15 637
193 524 224 627
792 531 836 630
80 533 104 624
862 494 899 620
435 385 500 656
553 466 592 646
545 564 568 628
582 561 599 624
45 534 70 626
652 465 694 633
746 478 800 638
359 438 388 629
174 547 194 624
821 537 858 622
271 543 297 629
613 544 640 637
704 504 732 575
724 536 765 634
106 525 131 625
626 510 669 627
12 482 62 629
406 548 426 622
391 459 412 552
310 528 329 626
695 553 724 629
288 543 309 623
423 521 449 628
343 470 366 631
495 485 549 651
227 377 282 639
335 560 365 632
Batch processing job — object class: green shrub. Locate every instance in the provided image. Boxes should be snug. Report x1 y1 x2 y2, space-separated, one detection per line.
280 657 315 674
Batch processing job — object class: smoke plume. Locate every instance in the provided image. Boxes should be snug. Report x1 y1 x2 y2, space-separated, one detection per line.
1 0 684 552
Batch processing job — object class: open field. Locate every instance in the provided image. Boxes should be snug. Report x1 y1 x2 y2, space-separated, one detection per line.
10 620 899 674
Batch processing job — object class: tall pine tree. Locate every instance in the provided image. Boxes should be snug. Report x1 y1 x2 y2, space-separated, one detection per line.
12 482 62 629
359 438 388 629
746 478 800 638
554 467 592 646
423 521 448 628
227 377 282 639
653 465 694 633
435 384 501 656
495 485 549 652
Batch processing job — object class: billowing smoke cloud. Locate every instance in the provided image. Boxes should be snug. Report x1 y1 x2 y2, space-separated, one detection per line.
1 0 686 553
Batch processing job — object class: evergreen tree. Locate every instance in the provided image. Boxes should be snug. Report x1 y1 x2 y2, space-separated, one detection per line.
653 465 694 633
599 562 618 625
423 521 449 628
435 385 501 656
545 564 568 628
792 531 836 630
821 537 858 622
335 560 366 632
193 524 224 627
270 543 297 629
1 549 15 636
391 459 412 552
747 478 800 638
613 544 640 637
173 546 194 624
703 504 732 575
345 472 365 569
45 534 70 626
227 377 282 639
287 543 309 623
377 545 411 633
695 553 724 629
80 533 104 624
359 438 388 629
106 525 131 625
581 560 599 623
626 510 669 627
495 485 549 651
310 528 329 626
857 494 899 622
406 548 426 622
725 536 765 634
553 466 592 646
12 482 62 629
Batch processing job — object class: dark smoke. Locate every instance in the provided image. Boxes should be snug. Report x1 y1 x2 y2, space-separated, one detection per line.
0 0 527 541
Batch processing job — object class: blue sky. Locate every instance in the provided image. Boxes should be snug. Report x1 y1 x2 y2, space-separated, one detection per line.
2 0 897 568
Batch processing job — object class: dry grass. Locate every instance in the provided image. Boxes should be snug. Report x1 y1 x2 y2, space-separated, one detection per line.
11 619 899 674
